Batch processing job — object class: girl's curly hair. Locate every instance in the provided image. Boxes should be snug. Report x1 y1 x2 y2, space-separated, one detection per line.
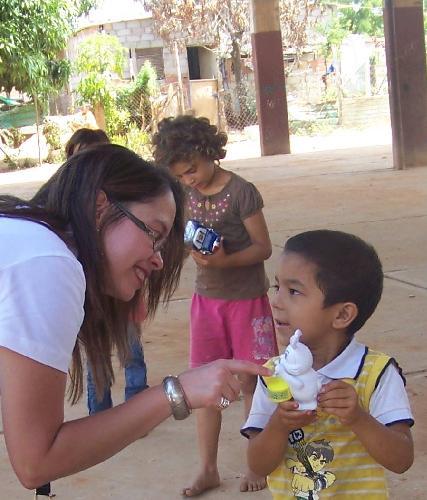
152 115 228 167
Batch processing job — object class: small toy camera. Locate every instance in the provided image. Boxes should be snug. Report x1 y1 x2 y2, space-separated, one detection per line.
184 219 221 255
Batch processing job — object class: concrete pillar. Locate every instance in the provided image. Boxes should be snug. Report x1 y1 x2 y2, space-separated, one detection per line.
383 0 427 168
250 0 290 156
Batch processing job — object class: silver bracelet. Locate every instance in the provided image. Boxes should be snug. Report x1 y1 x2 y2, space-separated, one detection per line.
162 375 192 420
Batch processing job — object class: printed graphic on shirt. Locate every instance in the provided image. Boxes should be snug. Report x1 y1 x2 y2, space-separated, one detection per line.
252 316 276 360
287 429 336 500
188 192 231 227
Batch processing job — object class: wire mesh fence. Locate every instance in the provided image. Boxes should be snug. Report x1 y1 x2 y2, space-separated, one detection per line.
219 81 258 133
1 38 394 172
216 41 391 147
113 81 186 135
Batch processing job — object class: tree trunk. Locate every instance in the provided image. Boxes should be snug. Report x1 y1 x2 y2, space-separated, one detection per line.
231 38 242 87
174 41 186 114
93 103 106 130
33 94 42 167
231 36 250 126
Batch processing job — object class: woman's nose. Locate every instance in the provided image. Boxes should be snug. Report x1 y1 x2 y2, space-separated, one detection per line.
150 250 164 270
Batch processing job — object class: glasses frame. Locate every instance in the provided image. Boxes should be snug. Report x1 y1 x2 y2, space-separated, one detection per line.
113 201 164 253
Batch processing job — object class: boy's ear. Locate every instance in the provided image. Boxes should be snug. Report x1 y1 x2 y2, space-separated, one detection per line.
332 302 358 329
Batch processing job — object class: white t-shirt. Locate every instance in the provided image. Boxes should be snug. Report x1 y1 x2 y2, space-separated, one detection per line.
242 338 414 435
0 217 86 373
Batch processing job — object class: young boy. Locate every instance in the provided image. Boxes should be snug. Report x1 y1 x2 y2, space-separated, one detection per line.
242 230 414 499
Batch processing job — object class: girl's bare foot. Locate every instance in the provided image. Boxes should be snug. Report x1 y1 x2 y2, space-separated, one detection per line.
181 469 220 497
240 469 266 492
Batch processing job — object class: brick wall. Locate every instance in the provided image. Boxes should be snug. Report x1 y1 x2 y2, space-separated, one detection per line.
69 19 189 82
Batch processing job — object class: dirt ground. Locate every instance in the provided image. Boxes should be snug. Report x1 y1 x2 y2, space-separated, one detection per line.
1 144 426 499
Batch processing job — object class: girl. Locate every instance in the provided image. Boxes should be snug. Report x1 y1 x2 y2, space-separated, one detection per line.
153 116 278 496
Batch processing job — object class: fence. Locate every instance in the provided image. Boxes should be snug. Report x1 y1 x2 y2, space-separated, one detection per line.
0 40 394 171
215 41 391 145
218 81 258 134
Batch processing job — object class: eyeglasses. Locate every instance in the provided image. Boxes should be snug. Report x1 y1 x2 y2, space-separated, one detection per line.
113 201 165 253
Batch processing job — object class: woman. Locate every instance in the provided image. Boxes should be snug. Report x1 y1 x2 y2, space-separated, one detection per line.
0 144 269 490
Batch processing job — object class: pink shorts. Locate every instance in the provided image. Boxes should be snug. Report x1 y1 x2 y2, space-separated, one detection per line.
189 293 278 368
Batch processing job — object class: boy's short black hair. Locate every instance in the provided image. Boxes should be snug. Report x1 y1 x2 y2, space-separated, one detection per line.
284 230 383 336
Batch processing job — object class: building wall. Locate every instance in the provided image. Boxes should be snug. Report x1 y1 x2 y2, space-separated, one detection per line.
341 95 390 127
198 47 217 80
68 18 190 85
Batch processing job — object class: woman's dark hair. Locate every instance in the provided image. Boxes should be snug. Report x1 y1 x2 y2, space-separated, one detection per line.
0 144 185 403
65 128 110 158
152 115 228 167
284 230 383 336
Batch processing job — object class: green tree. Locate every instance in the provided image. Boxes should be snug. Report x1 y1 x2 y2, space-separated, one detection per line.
318 2 376 61
338 0 383 36
319 1 427 60
75 32 126 130
322 1 427 38
0 0 96 99
319 1 385 56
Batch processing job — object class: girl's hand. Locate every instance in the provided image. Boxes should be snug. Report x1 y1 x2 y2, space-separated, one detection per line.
178 359 271 410
317 380 365 426
270 400 317 432
190 239 229 268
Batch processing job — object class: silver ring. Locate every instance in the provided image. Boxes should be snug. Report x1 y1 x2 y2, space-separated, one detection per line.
217 396 231 410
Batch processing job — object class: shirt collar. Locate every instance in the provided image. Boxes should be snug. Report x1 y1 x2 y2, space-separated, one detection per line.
317 338 368 380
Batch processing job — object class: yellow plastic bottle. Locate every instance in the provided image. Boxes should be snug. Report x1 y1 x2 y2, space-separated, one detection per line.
262 357 293 403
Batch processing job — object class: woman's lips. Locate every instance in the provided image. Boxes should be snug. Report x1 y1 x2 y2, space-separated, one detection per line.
134 267 147 287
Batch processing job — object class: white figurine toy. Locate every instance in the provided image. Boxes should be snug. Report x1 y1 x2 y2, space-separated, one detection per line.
273 329 321 410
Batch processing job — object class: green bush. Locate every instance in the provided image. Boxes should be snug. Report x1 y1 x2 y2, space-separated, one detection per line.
105 103 131 137
8 128 25 148
289 119 335 136
116 61 158 130
111 125 151 158
43 120 62 150
3 156 38 171
46 148 65 164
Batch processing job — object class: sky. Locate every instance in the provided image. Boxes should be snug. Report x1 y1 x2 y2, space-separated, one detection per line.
79 0 151 28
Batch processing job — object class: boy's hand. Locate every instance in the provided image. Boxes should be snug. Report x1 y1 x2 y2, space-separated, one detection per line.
317 380 365 426
271 400 317 432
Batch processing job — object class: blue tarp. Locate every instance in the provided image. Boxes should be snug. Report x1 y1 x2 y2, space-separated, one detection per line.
0 95 21 106
0 103 38 129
